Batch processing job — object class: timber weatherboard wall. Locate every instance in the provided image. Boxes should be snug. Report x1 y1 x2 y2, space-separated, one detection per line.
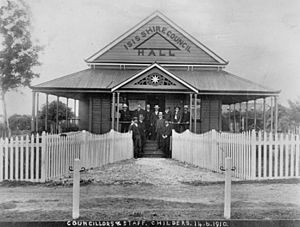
79 98 89 131
79 94 111 134
200 97 222 133
91 95 111 134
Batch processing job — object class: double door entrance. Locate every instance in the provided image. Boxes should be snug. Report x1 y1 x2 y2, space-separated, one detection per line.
146 94 165 112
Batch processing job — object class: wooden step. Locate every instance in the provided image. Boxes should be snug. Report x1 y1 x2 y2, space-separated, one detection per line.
140 140 166 158
143 149 164 154
143 146 158 150
142 153 165 158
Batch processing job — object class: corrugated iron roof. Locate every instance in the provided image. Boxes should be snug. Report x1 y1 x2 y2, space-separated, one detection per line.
171 70 277 93
32 68 279 94
33 68 139 89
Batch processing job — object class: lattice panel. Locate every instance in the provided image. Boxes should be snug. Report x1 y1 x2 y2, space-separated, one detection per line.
134 73 176 86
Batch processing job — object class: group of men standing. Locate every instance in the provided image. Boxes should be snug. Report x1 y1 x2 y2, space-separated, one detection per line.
119 103 191 158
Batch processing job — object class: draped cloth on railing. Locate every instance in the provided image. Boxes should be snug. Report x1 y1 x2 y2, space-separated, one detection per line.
0 130 133 182
172 129 300 180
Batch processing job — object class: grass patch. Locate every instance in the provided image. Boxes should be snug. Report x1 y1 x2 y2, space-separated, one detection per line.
0 180 43 187
180 178 300 186
0 202 17 210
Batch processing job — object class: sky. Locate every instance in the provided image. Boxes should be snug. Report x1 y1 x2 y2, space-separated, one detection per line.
3 0 300 116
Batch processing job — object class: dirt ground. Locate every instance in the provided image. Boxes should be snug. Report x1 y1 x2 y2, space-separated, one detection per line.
0 158 300 221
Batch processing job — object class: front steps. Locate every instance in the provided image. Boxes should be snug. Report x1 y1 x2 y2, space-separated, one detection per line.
142 140 165 158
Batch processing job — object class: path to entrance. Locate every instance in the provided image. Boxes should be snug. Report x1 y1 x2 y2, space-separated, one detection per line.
58 158 236 185
0 158 299 220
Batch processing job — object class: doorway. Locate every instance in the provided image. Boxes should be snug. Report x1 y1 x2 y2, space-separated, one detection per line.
146 94 165 112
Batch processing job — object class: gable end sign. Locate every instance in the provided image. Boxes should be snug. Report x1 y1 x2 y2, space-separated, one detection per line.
91 15 222 64
126 27 190 57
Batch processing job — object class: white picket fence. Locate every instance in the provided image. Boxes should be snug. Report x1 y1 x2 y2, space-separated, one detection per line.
255 131 300 179
172 129 300 180
0 130 133 182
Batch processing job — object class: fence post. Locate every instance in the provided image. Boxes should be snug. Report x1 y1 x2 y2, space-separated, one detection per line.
41 132 46 182
128 131 133 159
72 158 80 219
224 157 232 219
80 131 87 168
251 130 256 180
211 129 217 168
112 130 115 163
0 138 3 182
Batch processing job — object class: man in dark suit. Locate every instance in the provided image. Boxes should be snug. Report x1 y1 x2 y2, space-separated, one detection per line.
156 112 165 149
138 114 146 154
151 105 160 140
129 117 141 158
133 104 145 119
162 120 173 158
181 105 191 132
164 106 172 122
119 104 131 132
172 106 181 133
144 104 153 140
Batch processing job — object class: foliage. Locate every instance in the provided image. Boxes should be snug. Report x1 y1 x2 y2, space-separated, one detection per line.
0 0 42 92
0 0 42 136
38 100 78 133
222 97 300 133
287 97 300 124
39 100 74 122
8 114 31 131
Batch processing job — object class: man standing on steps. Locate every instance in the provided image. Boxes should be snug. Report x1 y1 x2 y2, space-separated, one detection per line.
152 105 160 140
162 120 172 158
156 112 165 150
138 114 146 155
145 104 153 140
129 117 141 158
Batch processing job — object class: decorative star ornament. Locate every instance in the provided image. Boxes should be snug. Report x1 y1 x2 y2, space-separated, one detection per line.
151 75 160 84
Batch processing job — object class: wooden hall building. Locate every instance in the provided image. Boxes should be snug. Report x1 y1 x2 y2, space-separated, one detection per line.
31 12 280 134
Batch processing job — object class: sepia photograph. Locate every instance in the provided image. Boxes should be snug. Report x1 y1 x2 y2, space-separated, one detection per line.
0 0 299 226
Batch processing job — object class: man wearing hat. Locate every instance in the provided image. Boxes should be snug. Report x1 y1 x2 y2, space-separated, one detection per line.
164 106 173 122
172 106 182 133
129 116 141 158
162 120 172 158
151 104 160 139
133 104 145 119
181 105 190 132
144 104 154 139
156 112 165 149
138 114 146 154
119 103 131 132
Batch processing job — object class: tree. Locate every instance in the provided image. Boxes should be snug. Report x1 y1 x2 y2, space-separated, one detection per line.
0 0 42 136
9 114 31 131
287 97 300 125
39 100 77 133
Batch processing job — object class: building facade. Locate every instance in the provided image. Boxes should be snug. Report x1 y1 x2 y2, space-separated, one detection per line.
31 12 280 134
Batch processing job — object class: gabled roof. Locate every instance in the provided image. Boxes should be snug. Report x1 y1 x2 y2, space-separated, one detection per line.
85 11 228 65
111 63 198 93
